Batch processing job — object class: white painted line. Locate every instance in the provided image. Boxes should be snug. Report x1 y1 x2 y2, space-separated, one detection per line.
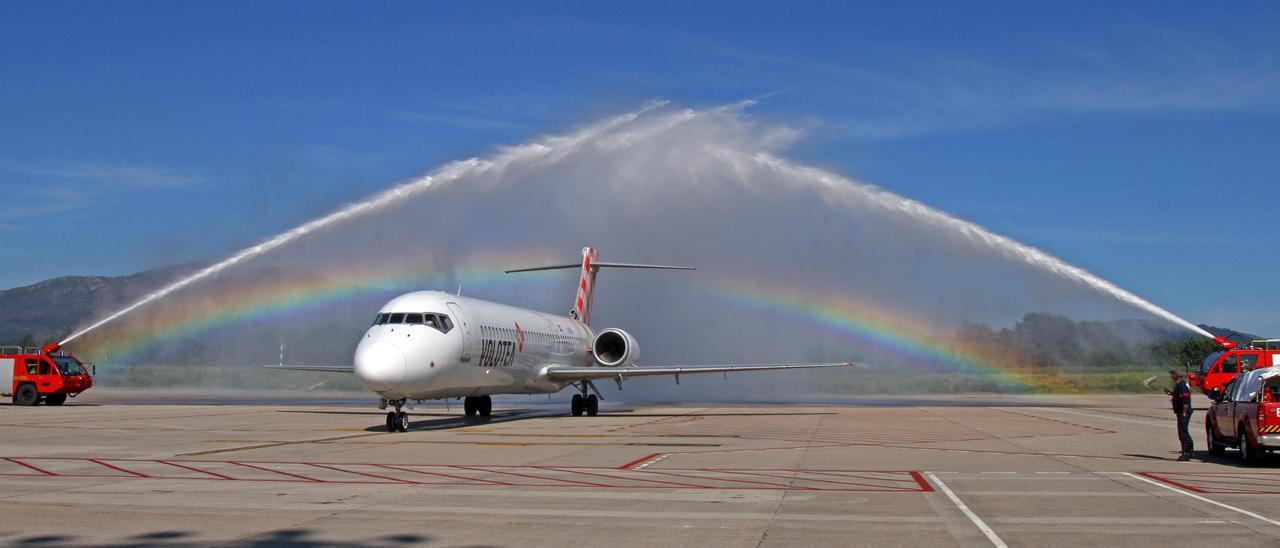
926 472 1008 548
1123 472 1280 528
634 454 670 470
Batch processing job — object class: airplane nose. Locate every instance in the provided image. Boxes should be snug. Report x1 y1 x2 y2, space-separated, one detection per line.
354 341 407 393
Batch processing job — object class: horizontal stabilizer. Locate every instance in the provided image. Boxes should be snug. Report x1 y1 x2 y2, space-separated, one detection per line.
544 362 856 382
264 364 354 373
505 262 694 273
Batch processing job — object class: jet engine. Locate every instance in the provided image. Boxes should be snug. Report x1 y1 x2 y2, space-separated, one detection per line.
592 328 639 367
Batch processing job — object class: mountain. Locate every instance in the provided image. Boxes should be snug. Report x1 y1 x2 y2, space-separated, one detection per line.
0 264 202 345
1199 324 1267 344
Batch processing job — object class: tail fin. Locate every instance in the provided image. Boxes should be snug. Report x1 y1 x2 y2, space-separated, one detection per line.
574 247 599 323
505 246 694 325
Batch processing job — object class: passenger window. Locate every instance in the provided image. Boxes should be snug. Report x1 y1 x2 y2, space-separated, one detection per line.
25 358 37 375
1222 355 1239 374
404 313 424 325
389 313 405 324
1241 354 1260 371
38 359 50 375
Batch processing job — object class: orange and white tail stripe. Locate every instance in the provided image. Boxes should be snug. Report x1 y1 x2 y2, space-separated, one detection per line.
573 246 599 324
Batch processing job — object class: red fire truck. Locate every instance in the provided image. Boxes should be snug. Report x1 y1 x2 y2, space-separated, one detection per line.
1190 337 1280 398
2 343 93 406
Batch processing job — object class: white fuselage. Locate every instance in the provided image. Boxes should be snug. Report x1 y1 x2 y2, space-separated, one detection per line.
353 291 596 400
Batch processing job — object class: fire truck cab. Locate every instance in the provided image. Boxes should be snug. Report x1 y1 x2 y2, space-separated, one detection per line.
1 344 93 406
1191 338 1280 398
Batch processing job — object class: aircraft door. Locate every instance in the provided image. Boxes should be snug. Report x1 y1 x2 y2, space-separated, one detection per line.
447 302 477 364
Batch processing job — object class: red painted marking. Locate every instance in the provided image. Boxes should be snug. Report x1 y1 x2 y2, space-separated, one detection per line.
717 469 918 491
89 459 150 478
373 464 513 486
449 465 610 487
157 460 235 480
640 469 802 489
305 463 417 484
229 461 320 482
535 466 710 489
1135 472 1209 493
3 457 57 476
514 322 524 352
908 471 935 492
617 452 664 470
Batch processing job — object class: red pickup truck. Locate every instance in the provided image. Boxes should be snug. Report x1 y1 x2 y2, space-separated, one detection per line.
1206 366 1280 463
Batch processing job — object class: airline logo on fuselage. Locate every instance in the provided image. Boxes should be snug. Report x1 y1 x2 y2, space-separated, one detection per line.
478 323 521 368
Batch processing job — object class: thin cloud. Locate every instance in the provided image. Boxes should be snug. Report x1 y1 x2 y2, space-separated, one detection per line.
1 160 204 218
9 161 205 190
710 36 1280 139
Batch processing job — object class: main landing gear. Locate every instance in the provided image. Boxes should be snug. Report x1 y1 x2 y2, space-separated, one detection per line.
463 395 492 417
385 399 409 433
570 382 599 417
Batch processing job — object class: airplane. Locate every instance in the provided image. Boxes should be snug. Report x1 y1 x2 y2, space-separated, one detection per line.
269 246 853 432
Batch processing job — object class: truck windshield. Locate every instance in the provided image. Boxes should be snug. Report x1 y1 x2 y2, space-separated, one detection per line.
53 357 84 376
1200 351 1224 377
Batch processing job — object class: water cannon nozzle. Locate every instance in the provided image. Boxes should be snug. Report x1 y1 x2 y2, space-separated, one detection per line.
41 343 60 354
1215 336 1236 350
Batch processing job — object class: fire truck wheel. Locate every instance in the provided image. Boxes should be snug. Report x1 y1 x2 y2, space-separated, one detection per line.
44 394 66 406
385 411 396 432
13 384 39 406
397 412 409 432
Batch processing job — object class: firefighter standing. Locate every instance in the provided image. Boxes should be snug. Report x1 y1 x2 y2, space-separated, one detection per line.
1164 369 1193 461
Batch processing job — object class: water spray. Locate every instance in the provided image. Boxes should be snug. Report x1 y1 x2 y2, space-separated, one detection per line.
59 101 671 347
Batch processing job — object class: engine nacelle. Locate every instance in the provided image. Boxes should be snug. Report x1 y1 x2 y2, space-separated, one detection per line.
592 328 639 367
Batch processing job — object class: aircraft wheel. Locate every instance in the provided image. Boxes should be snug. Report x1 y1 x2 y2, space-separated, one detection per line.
14 385 38 406
44 393 67 406
464 397 476 417
398 412 410 432
585 394 598 416
571 394 584 416
479 395 492 417
386 411 397 432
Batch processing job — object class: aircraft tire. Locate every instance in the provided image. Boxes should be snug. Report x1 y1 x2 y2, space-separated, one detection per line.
585 394 598 416
571 394 584 416
479 395 492 417
44 394 66 406
386 411 396 432
464 397 476 416
14 384 38 406
398 412 409 432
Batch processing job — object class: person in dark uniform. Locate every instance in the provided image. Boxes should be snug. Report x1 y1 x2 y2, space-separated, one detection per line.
1164 369 1194 461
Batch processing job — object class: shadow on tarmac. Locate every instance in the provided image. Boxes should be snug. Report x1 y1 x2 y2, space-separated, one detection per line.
8 529 436 547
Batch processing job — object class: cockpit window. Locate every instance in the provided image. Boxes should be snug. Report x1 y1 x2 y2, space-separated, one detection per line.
403 313 424 325
432 314 453 333
372 313 390 326
388 313 405 324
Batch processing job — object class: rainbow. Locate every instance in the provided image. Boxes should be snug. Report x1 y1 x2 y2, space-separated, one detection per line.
688 276 1042 391
75 248 564 364
75 250 1054 391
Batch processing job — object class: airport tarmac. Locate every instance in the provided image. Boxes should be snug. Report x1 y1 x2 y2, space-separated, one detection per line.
3 390 1280 547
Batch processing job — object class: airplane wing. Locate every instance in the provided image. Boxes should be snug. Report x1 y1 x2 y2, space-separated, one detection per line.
263 364 354 373
544 362 856 382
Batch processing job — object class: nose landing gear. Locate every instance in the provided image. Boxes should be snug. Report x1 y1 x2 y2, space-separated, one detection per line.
385 399 409 432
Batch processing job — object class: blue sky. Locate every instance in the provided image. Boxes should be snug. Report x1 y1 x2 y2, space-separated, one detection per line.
1 2 1277 334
